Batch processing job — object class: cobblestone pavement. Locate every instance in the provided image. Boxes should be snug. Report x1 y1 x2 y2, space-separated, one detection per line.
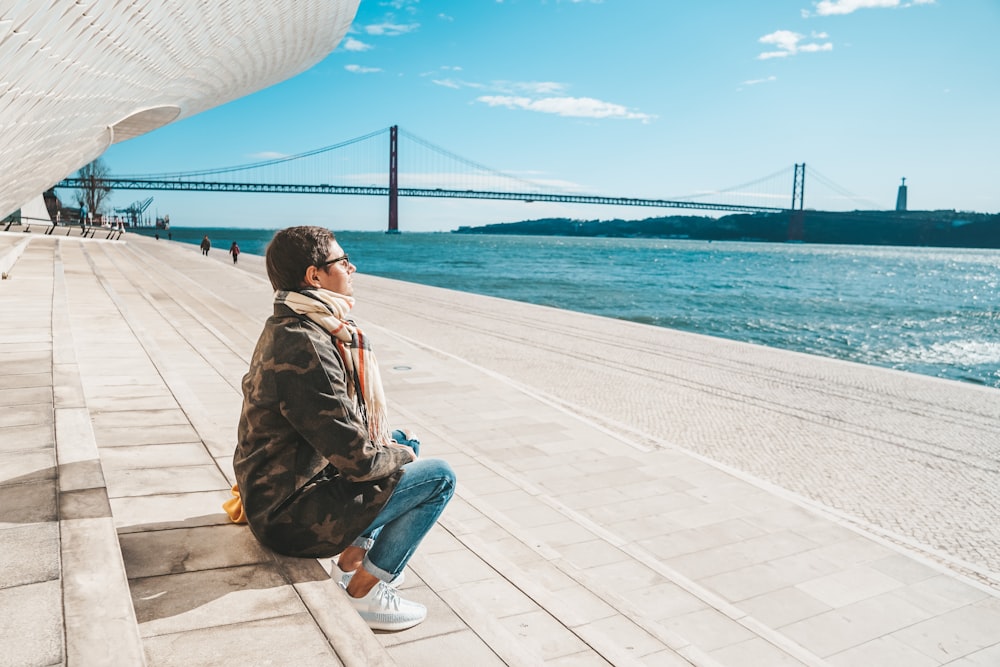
353 275 1000 587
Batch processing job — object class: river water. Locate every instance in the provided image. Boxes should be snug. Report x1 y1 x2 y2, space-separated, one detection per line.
149 227 1000 389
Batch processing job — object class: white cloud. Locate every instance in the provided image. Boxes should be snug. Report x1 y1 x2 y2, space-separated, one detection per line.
742 75 778 86
430 78 564 94
809 0 934 16
799 42 834 53
433 77 650 123
345 64 383 74
519 81 566 95
757 29 833 59
431 78 484 89
423 66 462 77
342 38 373 52
477 95 529 108
505 171 587 191
761 30 802 52
816 0 897 14
476 95 655 122
364 22 420 36
381 0 419 12
447 80 558 95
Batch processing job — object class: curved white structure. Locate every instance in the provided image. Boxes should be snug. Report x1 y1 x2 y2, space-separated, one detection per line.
0 0 360 218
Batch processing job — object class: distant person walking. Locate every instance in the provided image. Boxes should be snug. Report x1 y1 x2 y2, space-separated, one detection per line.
229 241 241 264
200 235 211 256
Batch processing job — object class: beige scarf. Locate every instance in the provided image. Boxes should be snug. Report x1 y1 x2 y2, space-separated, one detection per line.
276 288 393 448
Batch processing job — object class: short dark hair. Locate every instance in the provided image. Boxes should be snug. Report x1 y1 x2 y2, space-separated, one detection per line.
265 226 335 291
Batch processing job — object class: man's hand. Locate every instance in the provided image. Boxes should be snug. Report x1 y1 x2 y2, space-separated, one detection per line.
391 429 420 459
391 441 417 462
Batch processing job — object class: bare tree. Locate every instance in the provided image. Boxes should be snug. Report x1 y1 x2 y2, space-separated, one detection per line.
75 158 113 217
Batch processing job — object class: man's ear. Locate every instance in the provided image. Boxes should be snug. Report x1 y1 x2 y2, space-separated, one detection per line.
302 265 320 288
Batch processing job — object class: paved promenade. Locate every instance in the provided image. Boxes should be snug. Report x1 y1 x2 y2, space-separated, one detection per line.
1 230 998 666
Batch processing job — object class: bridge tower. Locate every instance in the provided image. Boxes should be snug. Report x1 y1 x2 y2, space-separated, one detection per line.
788 163 805 241
387 125 399 233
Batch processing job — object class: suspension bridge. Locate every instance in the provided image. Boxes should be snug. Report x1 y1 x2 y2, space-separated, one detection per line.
57 125 875 234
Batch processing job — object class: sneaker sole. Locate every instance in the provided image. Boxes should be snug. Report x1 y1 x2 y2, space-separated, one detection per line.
360 612 426 632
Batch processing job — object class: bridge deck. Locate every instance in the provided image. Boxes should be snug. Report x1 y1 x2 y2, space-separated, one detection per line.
1 231 999 666
56 177 789 214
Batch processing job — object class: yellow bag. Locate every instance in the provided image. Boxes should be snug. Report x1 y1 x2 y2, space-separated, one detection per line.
222 484 247 524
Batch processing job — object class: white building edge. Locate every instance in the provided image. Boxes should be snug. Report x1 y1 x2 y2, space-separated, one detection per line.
0 0 361 220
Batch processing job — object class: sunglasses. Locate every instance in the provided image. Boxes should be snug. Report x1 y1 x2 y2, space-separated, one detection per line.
317 254 350 269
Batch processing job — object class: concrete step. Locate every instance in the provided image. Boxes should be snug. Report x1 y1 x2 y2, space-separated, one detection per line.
0 235 31 278
0 237 146 666
125 234 1000 666
105 239 687 664
57 238 396 666
125 238 796 664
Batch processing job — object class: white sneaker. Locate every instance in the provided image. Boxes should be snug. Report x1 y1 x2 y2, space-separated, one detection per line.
342 580 426 631
340 569 405 589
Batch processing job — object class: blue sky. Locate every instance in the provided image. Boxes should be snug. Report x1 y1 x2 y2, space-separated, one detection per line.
102 0 1000 232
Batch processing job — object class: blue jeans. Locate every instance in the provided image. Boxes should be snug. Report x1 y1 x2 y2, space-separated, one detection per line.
353 431 455 581
392 429 420 457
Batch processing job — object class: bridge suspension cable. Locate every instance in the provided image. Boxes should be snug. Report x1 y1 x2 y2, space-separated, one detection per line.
123 128 390 180
664 165 794 203
807 166 882 210
397 127 545 193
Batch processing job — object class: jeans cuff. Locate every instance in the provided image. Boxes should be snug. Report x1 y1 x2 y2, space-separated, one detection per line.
351 536 375 551
361 555 395 583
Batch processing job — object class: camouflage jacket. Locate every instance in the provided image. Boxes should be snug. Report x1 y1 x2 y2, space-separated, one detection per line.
234 303 411 558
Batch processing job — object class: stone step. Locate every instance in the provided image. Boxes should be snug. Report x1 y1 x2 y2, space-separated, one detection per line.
58 238 396 666
109 235 805 665
107 239 695 664
0 236 31 278
0 237 146 666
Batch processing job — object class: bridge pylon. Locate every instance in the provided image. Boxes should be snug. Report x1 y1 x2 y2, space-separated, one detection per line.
788 163 805 241
387 125 399 233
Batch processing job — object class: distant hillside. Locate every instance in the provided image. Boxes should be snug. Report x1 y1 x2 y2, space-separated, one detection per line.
454 210 1000 249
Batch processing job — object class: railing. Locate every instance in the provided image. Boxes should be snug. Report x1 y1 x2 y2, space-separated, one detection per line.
3 215 125 240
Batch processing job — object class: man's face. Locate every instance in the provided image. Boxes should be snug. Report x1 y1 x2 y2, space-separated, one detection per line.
314 240 356 296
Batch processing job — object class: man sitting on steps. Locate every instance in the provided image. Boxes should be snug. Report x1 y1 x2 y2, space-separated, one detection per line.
234 225 455 631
